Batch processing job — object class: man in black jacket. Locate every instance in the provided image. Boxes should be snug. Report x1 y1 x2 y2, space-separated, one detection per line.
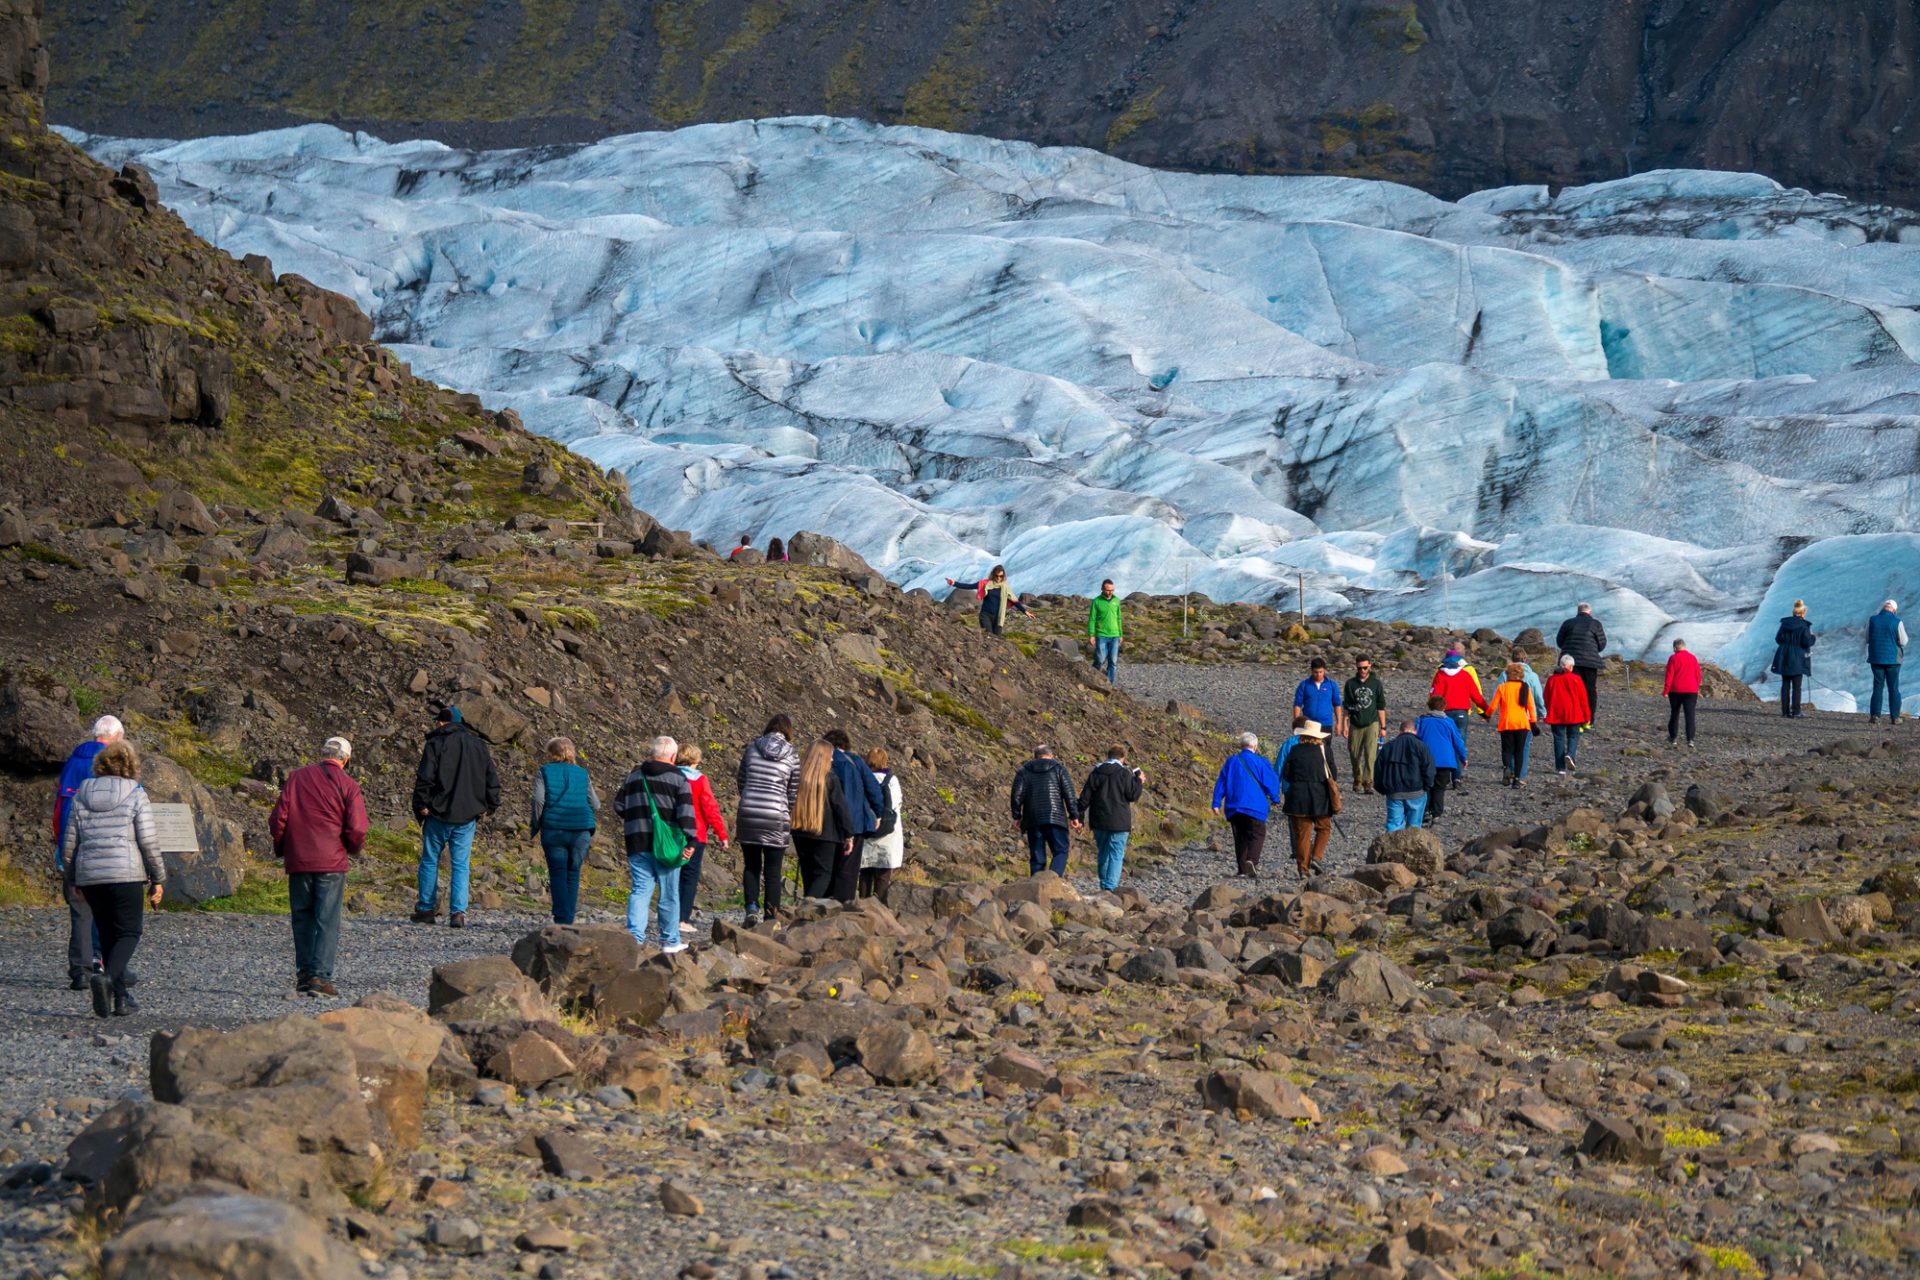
1078 746 1144 891
1374 721 1436 833
1010 744 1082 877
1555 602 1607 726
410 707 501 928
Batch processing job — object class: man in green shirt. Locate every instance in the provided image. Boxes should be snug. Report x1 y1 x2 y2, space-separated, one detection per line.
1344 657 1387 794
1088 579 1123 684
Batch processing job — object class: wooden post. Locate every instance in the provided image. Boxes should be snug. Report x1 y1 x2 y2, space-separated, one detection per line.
1298 572 1306 628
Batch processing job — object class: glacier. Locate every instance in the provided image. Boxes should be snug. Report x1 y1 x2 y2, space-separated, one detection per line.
63 118 1920 710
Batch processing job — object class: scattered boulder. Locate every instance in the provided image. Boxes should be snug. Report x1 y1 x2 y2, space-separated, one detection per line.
1197 1070 1321 1122
1320 951 1423 1007
99 1192 356 1280
1367 826 1444 878
511 925 643 1004
1486 906 1558 956
854 1020 940 1086
1772 898 1840 945
0 676 81 770
1579 1115 1664 1165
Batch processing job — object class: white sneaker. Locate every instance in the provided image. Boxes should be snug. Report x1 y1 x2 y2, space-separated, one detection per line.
662 942 688 955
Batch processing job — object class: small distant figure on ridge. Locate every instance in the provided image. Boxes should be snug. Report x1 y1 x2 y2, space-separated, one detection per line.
1555 602 1607 726
1868 599 1907 725
947 565 1028 635
1088 578 1123 684
1771 599 1815 719
1664 639 1702 747
766 536 788 562
729 534 753 559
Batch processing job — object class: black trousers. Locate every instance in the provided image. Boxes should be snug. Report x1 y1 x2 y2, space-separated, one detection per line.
78 882 145 986
1779 675 1803 715
678 841 705 923
1576 666 1600 722
795 836 840 898
858 868 894 902
741 842 785 914
829 837 863 904
1426 767 1456 822
67 894 96 979
1667 692 1698 742
1227 814 1267 874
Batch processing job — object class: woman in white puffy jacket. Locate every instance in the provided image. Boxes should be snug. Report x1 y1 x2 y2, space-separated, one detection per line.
857 747 904 904
60 741 165 1018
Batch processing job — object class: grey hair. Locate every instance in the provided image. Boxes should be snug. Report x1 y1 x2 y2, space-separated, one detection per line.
321 736 352 761
1886 599 1900 611
91 715 125 742
1237 731 1259 750
1558 654 1575 669
1577 601 1592 613
1033 743 1055 759
652 734 679 760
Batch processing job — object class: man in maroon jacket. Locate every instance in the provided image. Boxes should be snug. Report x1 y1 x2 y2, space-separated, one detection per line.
269 736 369 997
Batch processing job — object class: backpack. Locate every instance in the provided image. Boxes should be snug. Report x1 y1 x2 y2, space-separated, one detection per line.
642 777 694 869
871 774 900 839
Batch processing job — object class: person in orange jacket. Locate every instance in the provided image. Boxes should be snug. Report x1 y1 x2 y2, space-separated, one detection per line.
1429 648 1486 780
1485 662 1540 787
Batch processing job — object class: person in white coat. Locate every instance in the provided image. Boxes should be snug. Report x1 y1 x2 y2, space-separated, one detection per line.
858 747 904 904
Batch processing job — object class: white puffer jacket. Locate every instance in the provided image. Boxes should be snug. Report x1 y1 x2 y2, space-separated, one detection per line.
861 773 904 870
59 776 165 887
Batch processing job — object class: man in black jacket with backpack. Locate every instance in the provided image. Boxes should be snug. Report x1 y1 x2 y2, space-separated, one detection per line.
1078 746 1143 891
410 707 500 929
1010 744 1081 877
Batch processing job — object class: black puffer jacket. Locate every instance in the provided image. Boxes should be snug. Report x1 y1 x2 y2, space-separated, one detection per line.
1078 761 1142 832
1011 758 1080 830
1555 613 1607 668
1280 739 1340 818
411 722 500 825
735 732 801 846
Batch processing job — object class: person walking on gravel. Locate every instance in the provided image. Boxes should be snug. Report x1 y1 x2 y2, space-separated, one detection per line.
1343 658 1387 794
1293 659 1344 740
1544 655 1591 774
1213 732 1282 877
1494 648 1545 720
824 728 883 904
531 736 599 926
1278 721 1339 876
735 714 800 926
614 736 696 953
859 748 905 904
410 706 499 929
1088 578 1124 684
1555 602 1607 725
1772 600 1815 718
1011 744 1082 876
792 739 855 900
59 741 163 1018
270 736 368 998
1487 661 1540 786
1375 721 1435 832
947 565 1028 635
1414 696 1467 823
1868 599 1908 724
1664 639 1703 747
676 743 727 935
54 714 123 990
1080 745 1143 891
1429 648 1486 780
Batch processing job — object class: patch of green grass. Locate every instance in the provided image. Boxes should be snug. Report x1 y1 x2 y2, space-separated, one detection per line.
1002 1238 1107 1264
183 870 290 915
13 542 82 569
0 861 55 907
1695 1244 1760 1276
1663 1123 1721 1148
921 689 1001 740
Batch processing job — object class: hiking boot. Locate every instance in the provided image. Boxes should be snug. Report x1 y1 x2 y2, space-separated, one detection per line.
410 909 438 925
112 981 138 1016
448 912 467 929
296 974 313 995
742 910 761 928
68 972 86 991
87 972 111 1018
308 978 338 997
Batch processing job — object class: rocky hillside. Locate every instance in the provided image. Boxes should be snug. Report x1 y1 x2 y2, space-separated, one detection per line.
41 0 1920 208
0 0 1231 910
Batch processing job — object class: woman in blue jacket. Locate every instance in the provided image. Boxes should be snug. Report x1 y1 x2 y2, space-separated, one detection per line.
1211 732 1281 877
1771 600 1815 719
1413 695 1468 824
531 736 599 924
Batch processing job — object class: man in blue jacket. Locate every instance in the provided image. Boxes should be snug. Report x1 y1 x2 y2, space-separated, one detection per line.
53 715 124 988
1211 732 1282 877
1868 600 1908 724
1293 659 1344 738
824 729 884 902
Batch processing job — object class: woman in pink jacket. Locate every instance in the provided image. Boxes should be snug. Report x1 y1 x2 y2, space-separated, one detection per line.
1663 639 1703 747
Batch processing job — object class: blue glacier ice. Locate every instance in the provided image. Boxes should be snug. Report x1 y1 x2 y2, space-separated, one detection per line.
63 118 1920 709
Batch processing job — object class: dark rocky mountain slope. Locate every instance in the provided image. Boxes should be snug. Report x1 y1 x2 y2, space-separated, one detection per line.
41 0 1920 207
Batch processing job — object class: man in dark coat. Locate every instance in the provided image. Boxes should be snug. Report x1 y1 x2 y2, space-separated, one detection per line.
1374 722 1436 833
1078 746 1144 891
823 728 884 904
410 706 500 928
1555 602 1607 725
270 736 369 996
1010 744 1082 876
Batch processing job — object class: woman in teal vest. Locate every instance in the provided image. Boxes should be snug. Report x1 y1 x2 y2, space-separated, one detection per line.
531 736 600 924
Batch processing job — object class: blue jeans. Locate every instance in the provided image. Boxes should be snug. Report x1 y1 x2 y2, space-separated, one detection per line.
626 853 682 947
1092 828 1129 890
288 871 345 981
1872 664 1903 719
1384 795 1427 832
1551 724 1580 771
540 829 592 924
1026 825 1070 876
416 818 475 915
1094 636 1120 684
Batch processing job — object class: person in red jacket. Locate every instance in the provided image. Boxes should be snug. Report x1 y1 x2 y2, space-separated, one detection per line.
1429 648 1487 780
1544 655 1592 775
1664 638 1703 747
676 744 730 938
269 736 369 997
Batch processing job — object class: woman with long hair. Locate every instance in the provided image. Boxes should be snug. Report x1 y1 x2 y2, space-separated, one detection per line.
735 713 800 926
791 740 853 899
944 565 1029 635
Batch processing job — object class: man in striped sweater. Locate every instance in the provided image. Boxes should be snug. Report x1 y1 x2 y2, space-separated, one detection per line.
614 736 697 953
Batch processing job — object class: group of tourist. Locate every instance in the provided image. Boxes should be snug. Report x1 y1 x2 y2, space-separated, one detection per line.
1772 598 1906 722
